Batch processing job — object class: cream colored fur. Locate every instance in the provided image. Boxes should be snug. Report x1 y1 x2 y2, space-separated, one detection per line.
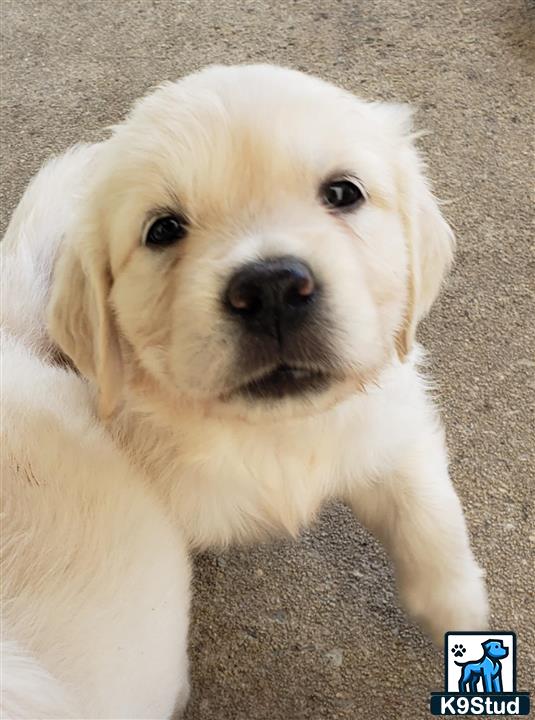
2 64 488 716
1 150 191 718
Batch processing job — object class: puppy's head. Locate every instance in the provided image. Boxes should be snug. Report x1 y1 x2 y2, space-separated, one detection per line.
48 65 453 421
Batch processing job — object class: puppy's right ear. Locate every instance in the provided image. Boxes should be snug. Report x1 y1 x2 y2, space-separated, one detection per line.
379 104 455 360
48 231 123 419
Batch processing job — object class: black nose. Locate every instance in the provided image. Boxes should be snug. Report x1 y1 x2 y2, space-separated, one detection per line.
225 257 317 337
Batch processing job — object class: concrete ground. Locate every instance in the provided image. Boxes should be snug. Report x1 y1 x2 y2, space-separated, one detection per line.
1 1 534 718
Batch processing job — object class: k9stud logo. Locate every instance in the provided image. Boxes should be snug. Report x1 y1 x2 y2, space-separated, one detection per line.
430 632 531 715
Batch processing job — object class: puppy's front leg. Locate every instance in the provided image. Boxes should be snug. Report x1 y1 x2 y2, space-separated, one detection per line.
347 428 488 644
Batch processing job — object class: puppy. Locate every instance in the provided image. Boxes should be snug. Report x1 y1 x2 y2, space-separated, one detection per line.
47 63 488 637
2 63 488 712
0 152 191 718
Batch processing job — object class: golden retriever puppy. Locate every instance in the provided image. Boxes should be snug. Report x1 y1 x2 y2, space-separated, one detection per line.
1 152 191 718
48 64 488 638
2 63 488 713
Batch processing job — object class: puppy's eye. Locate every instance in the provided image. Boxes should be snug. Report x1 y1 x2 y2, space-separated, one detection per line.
144 215 188 247
322 179 364 210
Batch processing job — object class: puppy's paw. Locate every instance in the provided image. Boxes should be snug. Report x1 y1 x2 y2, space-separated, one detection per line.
401 564 489 646
170 679 190 719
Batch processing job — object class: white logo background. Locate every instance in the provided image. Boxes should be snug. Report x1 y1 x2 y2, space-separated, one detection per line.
446 633 515 693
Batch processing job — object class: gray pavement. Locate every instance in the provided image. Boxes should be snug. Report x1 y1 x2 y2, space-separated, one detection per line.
1 1 534 718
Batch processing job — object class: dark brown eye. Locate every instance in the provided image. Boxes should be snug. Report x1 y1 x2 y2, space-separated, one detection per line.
322 179 364 210
144 215 188 247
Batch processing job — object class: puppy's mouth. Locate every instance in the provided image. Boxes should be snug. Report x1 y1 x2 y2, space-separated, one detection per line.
229 364 332 401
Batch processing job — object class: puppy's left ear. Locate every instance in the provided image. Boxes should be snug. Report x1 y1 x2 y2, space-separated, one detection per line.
48 222 123 419
389 107 455 359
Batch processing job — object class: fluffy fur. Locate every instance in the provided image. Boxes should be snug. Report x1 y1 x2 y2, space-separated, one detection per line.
1 152 191 718
2 64 488 716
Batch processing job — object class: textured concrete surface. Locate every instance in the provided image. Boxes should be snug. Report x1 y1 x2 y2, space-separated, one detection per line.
1 1 534 718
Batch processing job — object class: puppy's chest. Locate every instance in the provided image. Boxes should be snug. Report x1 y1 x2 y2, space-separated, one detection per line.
171 436 332 547
146 419 374 548
121 392 399 548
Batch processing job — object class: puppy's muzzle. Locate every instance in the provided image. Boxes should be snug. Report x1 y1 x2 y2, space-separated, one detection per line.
223 257 337 400
224 256 317 339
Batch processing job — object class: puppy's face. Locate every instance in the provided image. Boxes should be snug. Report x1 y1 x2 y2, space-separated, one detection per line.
50 65 454 420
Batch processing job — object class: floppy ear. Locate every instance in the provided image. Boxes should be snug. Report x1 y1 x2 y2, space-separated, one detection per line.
393 119 455 359
48 229 123 418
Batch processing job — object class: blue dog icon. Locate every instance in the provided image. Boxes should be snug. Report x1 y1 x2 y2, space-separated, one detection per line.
456 639 509 693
